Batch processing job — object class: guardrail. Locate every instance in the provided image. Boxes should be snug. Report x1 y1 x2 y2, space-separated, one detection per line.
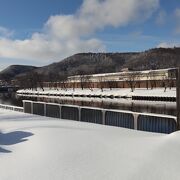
23 100 177 134
0 104 24 112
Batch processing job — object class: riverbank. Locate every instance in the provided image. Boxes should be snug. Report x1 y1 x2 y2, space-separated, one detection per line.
0 108 180 180
17 87 176 100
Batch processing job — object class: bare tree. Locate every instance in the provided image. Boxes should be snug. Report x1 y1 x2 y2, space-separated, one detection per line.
162 77 168 92
149 71 157 89
36 73 44 91
107 80 118 90
168 69 176 89
59 74 68 91
162 72 175 92
16 75 29 90
70 76 76 91
126 72 141 92
145 73 150 90
16 72 47 91
26 72 37 91
77 70 87 90
0 74 11 85
85 75 93 91
21 72 45 91
99 77 105 92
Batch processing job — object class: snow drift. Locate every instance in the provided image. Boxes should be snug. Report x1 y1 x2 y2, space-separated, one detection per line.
0 109 180 180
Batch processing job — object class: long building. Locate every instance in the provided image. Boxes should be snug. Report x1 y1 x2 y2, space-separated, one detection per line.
68 68 176 82
43 68 177 89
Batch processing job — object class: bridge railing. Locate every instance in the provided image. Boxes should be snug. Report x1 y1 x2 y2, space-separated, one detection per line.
23 100 177 134
0 103 24 112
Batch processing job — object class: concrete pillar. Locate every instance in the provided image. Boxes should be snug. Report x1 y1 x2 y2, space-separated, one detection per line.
133 113 139 130
79 107 81 121
177 67 180 129
31 102 33 114
23 100 25 113
102 110 106 125
59 105 62 119
44 103 46 116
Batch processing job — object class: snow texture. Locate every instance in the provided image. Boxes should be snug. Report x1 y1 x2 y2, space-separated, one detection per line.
0 108 180 180
18 87 176 98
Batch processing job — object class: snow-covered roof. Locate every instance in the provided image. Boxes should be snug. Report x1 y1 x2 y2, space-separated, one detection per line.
68 68 176 79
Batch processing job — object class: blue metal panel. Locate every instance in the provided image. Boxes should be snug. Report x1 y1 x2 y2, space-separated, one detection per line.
61 106 79 121
46 104 60 118
24 102 31 114
105 111 134 129
33 103 45 116
138 115 176 134
81 108 102 124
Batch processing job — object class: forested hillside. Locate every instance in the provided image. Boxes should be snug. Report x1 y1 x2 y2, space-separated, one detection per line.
0 47 179 81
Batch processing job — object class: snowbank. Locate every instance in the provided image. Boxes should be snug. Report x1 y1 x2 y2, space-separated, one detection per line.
0 109 180 180
17 87 176 98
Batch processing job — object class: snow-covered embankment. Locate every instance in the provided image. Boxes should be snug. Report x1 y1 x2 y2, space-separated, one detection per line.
0 108 180 180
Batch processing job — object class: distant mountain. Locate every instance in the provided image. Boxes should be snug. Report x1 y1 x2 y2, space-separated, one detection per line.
34 47 180 80
123 48 180 70
35 52 137 76
0 65 38 80
0 47 180 81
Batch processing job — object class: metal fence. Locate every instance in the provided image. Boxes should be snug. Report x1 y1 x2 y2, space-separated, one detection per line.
23 100 177 134
0 103 24 112
138 114 176 134
81 108 103 124
46 103 61 118
61 106 79 121
105 111 134 129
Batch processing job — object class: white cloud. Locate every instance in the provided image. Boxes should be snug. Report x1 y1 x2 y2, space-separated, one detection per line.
0 26 14 38
175 26 180 35
174 8 180 35
0 0 159 65
175 8 180 18
156 10 166 25
157 42 180 48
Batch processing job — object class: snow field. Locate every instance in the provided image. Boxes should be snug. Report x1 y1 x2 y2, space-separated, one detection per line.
18 87 176 98
0 108 180 180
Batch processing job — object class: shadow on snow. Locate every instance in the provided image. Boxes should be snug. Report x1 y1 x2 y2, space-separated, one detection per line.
0 131 33 153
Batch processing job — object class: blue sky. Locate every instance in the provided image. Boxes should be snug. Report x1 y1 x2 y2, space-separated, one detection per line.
0 0 82 38
0 0 179 70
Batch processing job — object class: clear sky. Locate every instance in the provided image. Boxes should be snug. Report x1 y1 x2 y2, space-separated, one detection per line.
0 0 179 70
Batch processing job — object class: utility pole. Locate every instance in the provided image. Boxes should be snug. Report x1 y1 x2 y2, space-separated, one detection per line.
177 67 180 130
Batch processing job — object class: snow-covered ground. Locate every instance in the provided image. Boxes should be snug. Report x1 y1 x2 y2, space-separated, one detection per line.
0 108 180 180
18 87 176 98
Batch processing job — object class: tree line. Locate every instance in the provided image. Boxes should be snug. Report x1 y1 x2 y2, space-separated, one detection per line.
14 69 176 92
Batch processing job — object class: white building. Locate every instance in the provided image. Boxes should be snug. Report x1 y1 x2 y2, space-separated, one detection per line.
68 68 176 83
